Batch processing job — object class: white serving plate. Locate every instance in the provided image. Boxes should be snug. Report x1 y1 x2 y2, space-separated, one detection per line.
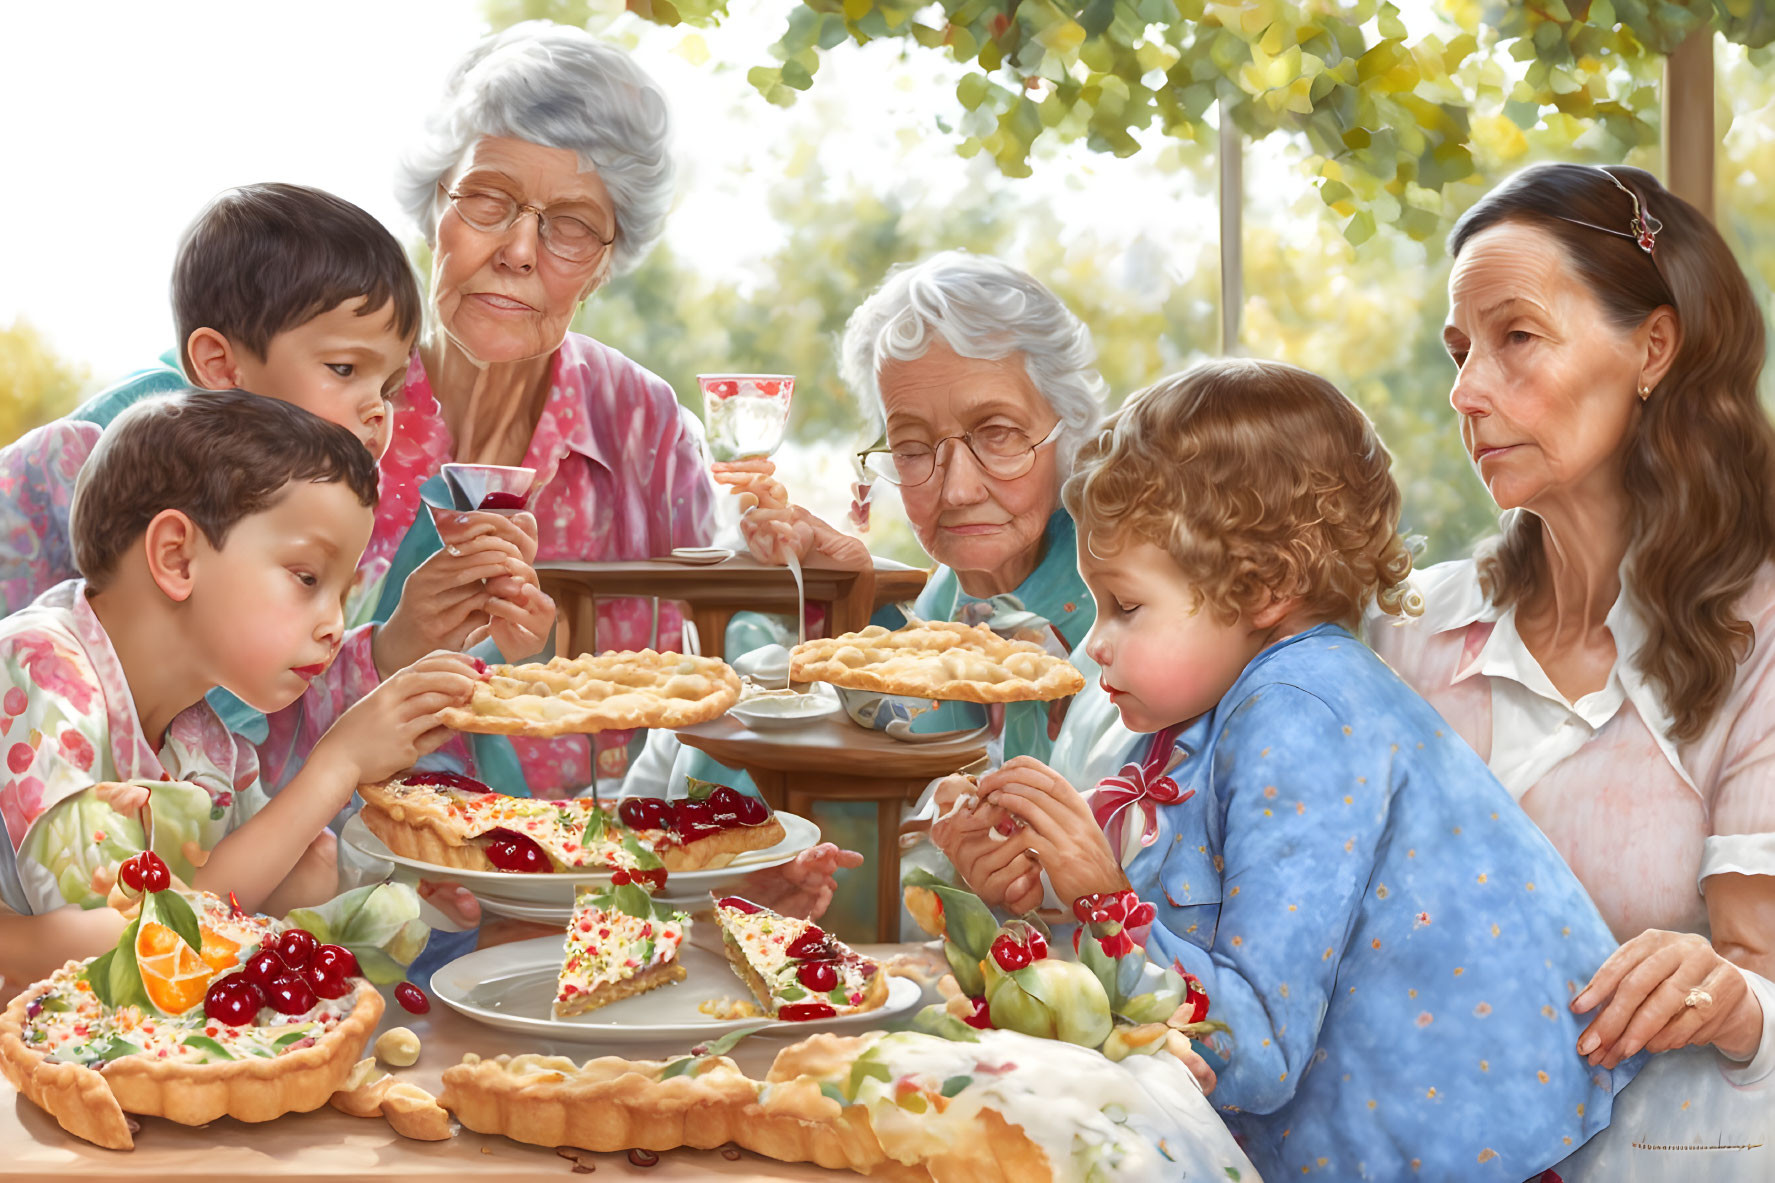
339 810 818 916
665 546 735 565
430 935 921 1044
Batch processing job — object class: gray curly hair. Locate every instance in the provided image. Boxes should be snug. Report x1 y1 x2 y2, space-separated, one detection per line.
394 21 674 276
840 251 1106 477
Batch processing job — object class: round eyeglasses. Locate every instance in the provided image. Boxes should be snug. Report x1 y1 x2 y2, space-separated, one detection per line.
443 188 615 265
857 419 1063 488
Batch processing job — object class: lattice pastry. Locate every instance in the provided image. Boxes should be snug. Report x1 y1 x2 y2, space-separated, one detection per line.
791 621 1084 703
440 650 741 736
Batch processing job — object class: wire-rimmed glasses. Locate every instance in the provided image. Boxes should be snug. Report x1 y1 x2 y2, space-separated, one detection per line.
857 419 1062 487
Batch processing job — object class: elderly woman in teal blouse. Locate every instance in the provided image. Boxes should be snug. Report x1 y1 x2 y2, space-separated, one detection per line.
631 251 1106 801
621 253 1106 930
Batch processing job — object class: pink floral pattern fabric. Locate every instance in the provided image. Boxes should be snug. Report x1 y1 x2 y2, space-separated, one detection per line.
0 581 263 913
0 419 102 615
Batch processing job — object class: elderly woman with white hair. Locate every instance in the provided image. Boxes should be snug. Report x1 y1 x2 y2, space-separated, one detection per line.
733 250 1108 759
639 252 1107 932
358 21 715 801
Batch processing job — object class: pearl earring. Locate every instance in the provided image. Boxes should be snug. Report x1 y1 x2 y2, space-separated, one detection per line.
1638 383 1651 400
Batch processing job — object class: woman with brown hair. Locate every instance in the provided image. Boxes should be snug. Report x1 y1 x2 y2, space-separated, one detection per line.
1373 162 1775 1179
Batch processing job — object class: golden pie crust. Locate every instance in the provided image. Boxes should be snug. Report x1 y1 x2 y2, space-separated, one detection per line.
791 621 1084 703
329 1057 455 1141
440 650 741 736
439 1035 1069 1181
0 970 382 1150
357 777 785 873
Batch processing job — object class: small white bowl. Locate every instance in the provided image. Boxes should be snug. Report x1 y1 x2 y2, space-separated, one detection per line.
730 687 840 730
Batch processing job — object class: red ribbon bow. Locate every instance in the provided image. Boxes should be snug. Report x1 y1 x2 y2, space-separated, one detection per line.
1086 724 1194 865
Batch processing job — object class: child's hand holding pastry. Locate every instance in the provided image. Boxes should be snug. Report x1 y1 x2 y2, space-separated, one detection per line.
979 756 1129 907
316 651 487 788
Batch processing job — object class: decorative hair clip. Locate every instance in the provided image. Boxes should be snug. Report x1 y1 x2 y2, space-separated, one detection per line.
1558 169 1661 255
1607 171 1662 254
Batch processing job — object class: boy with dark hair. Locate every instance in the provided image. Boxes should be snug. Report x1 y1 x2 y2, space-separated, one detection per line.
0 182 548 667
0 390 482 985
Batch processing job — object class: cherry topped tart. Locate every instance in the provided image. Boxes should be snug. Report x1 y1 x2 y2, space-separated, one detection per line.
711 895 888 1021
0 885 381 1151
358 772 786 877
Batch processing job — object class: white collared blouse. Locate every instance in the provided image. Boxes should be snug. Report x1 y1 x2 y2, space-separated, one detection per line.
1369 557 1775 1086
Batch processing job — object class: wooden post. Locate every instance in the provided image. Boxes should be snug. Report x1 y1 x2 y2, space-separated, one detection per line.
1663 26 1715 220
1218 98 1243 355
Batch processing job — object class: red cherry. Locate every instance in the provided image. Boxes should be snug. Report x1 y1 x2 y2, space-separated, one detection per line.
631 867 669 892
734 795 769 826
477 491 528 511
610 868 632 886
203 976 264 1027
483 828 549 872
310 945 358 980
716 896 763 915
118 855 146 892
708 785 744 814
303 958 350 1000
265 971 318 1016
672 799 714 829
395 982 430 1014
797 961 839 992
990 933 1032 972
275 929 319 969
962 996 994 1030
784 926 829 960
243 949 286 991
1026 931 1049 960
138 853 171 893
617 797 671 831
777 1002 838 1022
405 770 493 794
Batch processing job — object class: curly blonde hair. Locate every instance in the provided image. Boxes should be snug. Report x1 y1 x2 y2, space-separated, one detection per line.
1062 359 1419 630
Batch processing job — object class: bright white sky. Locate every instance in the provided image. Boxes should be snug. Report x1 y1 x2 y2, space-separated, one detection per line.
0 0 1236 387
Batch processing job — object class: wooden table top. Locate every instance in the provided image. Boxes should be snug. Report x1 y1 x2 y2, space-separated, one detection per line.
674 713 988 780
1 940 934 1182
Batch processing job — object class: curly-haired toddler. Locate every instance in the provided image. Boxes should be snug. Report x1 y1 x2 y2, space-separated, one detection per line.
936 359 1640 1180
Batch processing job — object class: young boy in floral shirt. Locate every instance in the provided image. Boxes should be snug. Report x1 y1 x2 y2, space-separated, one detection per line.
0 390 483 986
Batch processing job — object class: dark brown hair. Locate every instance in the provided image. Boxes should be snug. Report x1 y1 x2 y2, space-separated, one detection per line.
1063 359 1418 630
173 183 424 374
1450 163 1775 742
71 388 380 591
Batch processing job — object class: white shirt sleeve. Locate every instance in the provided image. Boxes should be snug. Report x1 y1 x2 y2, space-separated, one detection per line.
1720 965 1775 1087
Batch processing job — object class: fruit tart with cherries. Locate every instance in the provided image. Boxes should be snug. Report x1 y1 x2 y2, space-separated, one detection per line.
0 853 381 1150
357 771 785 877
711 894 888 1021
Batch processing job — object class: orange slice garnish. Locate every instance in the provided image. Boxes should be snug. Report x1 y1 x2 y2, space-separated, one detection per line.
136 921 227 1015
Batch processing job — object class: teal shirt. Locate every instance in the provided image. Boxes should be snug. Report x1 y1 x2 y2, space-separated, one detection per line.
882 509 1091 763
685 509 1092 792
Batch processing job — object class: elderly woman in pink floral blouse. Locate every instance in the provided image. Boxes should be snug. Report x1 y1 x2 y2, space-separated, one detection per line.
345 21 717 802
